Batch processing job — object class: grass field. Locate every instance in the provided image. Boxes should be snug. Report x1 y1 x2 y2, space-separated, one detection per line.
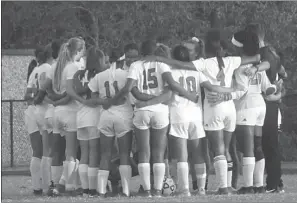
2 174 297 202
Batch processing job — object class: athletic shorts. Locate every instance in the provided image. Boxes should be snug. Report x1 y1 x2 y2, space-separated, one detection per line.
170 121 206 140
77 106 100 129
24 105 39 134
34 107 48 133
133 110 169 130
204 101 236 132
45 105 54 133
98 111 133 138
236 106 266 126
53 109 77 136
77 127 100 141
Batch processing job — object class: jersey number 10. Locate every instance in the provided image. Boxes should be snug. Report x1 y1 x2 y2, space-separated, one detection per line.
178 76 197 93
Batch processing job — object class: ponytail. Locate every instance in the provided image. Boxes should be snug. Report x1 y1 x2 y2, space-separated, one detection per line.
27 59 38 83
53 43 71 93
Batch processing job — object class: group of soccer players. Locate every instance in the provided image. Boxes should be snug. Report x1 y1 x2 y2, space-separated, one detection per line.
24 22 286 198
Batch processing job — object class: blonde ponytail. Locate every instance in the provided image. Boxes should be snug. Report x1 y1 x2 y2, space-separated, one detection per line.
53 43 71 93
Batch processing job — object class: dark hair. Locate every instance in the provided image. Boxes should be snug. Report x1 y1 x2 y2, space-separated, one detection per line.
205 29 225 71
109 48 123 63
51 39 63 59
124 43 139 53
85 46 105 80
233 30 259 56
245 23 265 40
172 45 190 62
27 59 38 83
154 46 168 58
141 40 157 56
183 38 204 59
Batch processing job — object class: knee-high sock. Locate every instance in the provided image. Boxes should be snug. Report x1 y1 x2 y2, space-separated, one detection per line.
242 157 255 187
59 161 68 185
194 163 206 190
78 164 88 190
30 157 42 190
153 163 165 191
138 163 151 191
88 167 98 190
177 162 189 191
51 165 63 185
119 165 132 196
97 170 109 194
66 160 77 191
40 156 52 190
213 155 228 189
254 159 265 187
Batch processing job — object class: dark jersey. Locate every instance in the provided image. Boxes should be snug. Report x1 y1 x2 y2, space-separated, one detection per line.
260 46 281 83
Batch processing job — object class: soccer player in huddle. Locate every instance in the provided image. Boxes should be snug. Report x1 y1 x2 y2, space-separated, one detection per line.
231 29 280 194
143 29 261 195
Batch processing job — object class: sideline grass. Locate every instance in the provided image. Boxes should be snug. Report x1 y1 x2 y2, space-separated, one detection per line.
2 174 297 202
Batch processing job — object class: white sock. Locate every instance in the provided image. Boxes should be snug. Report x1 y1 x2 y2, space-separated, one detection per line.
169 159 178 184
119 165 132 196
227 161 233 188
194 163 206 190
66 160 77 191
177 162 189 191
78 164 88 190
97 170 109 194
138 163 151 191
59 161 67 185
30 157 41 190
88 167 98 190
51 166 63 185
242 157 255 187
254 159 265 187
40 156 52 190
213 155 228 189
153 163 165 191
75 160 81 189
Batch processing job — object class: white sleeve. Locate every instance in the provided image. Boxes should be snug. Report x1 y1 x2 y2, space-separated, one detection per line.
127 63 138 80
192 58 206 72
88 75 99 93
66 64 79 80
159 63 171 74
229 57 242 71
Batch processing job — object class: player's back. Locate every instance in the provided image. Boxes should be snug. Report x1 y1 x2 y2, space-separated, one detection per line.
170 69 204 122
128 60 170 111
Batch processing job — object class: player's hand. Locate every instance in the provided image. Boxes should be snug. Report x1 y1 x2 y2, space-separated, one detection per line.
275 79 284 92
206 92 225 106
189 93 199 103
244 66 257 78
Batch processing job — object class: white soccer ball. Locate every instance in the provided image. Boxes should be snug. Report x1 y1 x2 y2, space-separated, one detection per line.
162 176 176 196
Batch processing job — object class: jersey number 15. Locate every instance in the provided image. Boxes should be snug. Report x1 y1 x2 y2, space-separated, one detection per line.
143 68 158 90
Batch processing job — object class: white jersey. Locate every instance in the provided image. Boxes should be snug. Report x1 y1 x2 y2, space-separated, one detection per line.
127 60 171 112
233 64 276 110
170 69 207 123
88 63 133 120
192 57 242 107
53 62 79 111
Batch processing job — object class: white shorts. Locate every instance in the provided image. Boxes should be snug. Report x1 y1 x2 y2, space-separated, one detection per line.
45 105 54 133
133 110 169 130
34 107 48 133
204 101 236 132
170 121 206 140
99 111 133 138
77 106 100 129
236 106 266 126
53 109 77 136
77 127 100 141
24 105 39 134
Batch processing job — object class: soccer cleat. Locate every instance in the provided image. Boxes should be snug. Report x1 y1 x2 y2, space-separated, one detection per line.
266 188 280 193
33 189 43 196
228 187 237 194
88 189 98 197
237 187 255 194
117 192 130 198
82 189 89 197
98 193 107 198
153 189 162 197
194 188 206 196
253 186 265 194
139 190 152 198
138 185 145 193
215 187 230 195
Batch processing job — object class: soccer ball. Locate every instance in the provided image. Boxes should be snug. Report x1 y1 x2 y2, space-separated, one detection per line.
162 176 176 196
